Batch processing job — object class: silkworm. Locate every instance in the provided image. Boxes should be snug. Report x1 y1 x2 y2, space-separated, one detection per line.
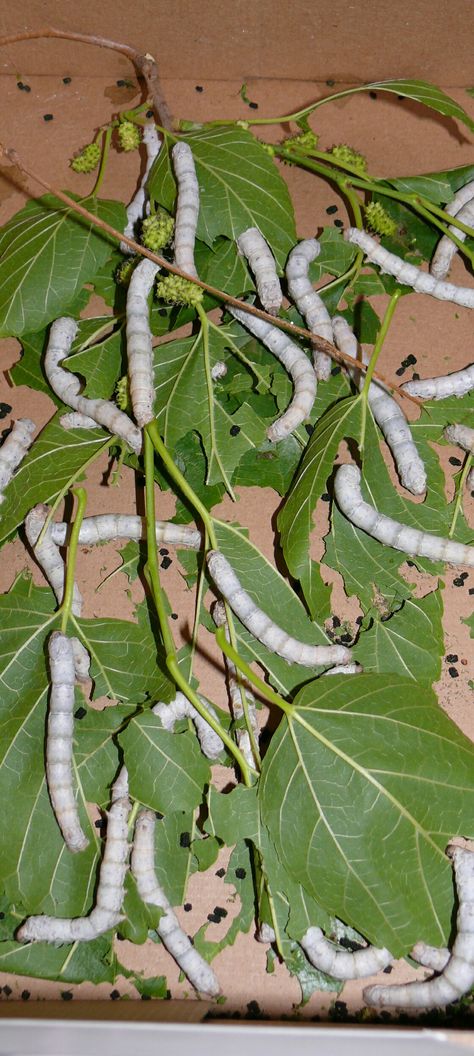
403 364 474 401
46 632 89 853
301 926 393 980
444 423 474 454
286 238 333 380
50 514 201 551
411 942 450 973
44 318 142 455
431 181 474 279
228 305 317 441
17 767 131 943
126 257 160 428
236 227 282 316
332 315 426 496
257 923 276 943
207 550 352 667
344 227 474 308
364 844 474 1008
25 503 90 681
59 412 99 431
131 809 220 995
120 123 162 253
172 142 199 280
334 464 474 567
211 361 228 381
212 600 259 768
0 418 35 503
152 691 223 760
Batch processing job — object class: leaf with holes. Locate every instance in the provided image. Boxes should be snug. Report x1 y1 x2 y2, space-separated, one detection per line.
355 590 444 685
119 712 210 814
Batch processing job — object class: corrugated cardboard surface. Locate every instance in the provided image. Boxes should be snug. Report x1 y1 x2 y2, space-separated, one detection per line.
0 3 472 1034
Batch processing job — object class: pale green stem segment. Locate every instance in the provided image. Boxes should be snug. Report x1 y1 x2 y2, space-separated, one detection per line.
202 83 410 128
215 627 294 718
449 453 473 538
144 425 254 786
60 487 87 633
196 302 236 500
359 289 401 452
147 419 218 549
91 125 112 198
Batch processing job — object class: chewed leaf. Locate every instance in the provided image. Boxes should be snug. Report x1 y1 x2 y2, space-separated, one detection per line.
0 936 117 984
119 713 210 813
148 126 296 267
355 591 444 685
259 674 474 956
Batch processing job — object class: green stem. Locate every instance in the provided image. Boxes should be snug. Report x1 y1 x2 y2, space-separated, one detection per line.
146 419 218 548
339 179 363 229
449 453 473 538
196 302 236 500
90 126 112 198
203 83 390 128
359 289 401 451
144 426 253 786
60 487 87 633
222 603 262 770
215 627 294 717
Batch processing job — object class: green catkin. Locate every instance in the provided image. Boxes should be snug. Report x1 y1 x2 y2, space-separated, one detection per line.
70 143 101 174
155 274 203 307
115 376 130 411
141 210 175 251
330 143 368 174
283 130 319 151
118 120 141 152
115 257 139 286
365 201 397 237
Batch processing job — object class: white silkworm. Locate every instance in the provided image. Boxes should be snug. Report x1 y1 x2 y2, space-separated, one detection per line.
444 423 474 453
323 662 363 676
207 550 352 667
334 464 474 567
333 315 426 496
172 142 199 280
212 600 259 768
228 305 316 441
211 361 227 381
120 123 162 253
131 809 220 996
46 632 89 853
25 503 90 681
17 767 131 943
403 364 474 401
236 227 282 316
50 514 201 551
0 418 35 503
345 227 474 308
411 942 450 973
286 239 333 380
59 412 99 431
301 926 393 980
431 181 474 279
364 844 474 1008
44 318 142 455
152 691 223 760
126 257 160 428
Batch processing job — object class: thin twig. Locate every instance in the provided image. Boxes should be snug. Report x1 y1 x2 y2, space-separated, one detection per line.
0 27 172 129
0 142 422 408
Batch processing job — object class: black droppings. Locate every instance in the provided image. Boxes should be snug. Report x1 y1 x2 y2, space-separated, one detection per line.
395 366 405 377
448 667 459 679
215 867 225 878
180 831 191 848
369 91 377 99
412 372 420 381
453 577 464 587
235 867 246 879
460 572 469 581
160 556 172 570
332 616 341 628
110 989 120 1000
449 457 462 467
184 902 192 912
305 423 315 436
0 403 12 419
159 548 169 556
230 424 241 436
446 654 459 663
334 219 344 228
21 990 31 1001
171 612 178 620
331 365 341 376
406 560 415 567
195 85 204 92
340 633 353 644
213 906 228 919
207 912 221 923
339 936 364 951
95 818 106 833
146 109 154 118
326 79 335 87
249 101 259 110
141 993 151 1000
383 964 393 973
74 707 87 720
63 76 72 84
43 113 54 121
116 79 127 87
321 492 330 502
245 1000 264 1019
17 81 31 92
61 991 73 1001
3 985 12 996
406 354 417 366
326 204 338 214
469 588 474 595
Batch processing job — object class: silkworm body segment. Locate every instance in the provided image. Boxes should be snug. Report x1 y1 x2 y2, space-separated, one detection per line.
46 632 89 853
286 238 333 380
237 226 282 316
301 926 393 980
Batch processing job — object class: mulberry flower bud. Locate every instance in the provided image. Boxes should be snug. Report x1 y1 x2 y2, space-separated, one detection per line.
156 274 203 307
141 210 175 251
70 142 101 174
330 144 368 175
115 376 130 411
118 121 141 152
115 257 138 286
283 130 319 151
364 201 397 237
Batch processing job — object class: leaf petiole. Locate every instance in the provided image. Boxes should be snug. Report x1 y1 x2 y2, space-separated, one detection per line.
215 626 294 717
60 487 87 633
359 289 401 451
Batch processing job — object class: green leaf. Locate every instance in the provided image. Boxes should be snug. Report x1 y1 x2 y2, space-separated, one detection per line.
192 835 221 872
0 936 117 984
151 810 196 905
355 591 444 685
119 713 210 814
259 673 474 956
204 785 260 845
193 841 255 963
0 412 110 548
173 431 226 522
365 80 474 135
148 126 296 267
76 604 171 704
132 973 168 999
199 236 252 297
371 194 439 263
120 873 163 944
10 316 120 401
0 195 126 337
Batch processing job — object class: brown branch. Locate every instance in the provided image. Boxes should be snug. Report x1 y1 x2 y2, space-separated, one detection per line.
0 142 422 408
0 27 172 130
